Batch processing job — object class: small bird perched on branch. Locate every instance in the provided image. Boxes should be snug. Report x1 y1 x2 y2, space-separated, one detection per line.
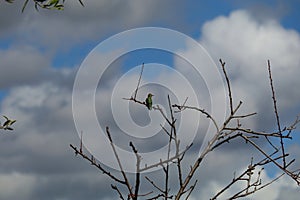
145 93 154 110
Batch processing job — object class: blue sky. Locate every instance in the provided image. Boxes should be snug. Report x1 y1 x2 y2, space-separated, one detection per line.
17 0 300 70
0 1 300 200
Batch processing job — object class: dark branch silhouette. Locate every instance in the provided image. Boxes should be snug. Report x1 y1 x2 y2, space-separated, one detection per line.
70 60 300 199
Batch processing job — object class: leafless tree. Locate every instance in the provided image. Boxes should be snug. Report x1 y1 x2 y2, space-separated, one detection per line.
70 60 300 199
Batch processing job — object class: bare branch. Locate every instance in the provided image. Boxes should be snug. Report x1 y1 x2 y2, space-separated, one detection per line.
212 133 242 151
231 112 257 119
129 142 141 200
268 60 286 168
106 127 134 197
212 152 287 200
285 115 300 137
219 59 234 115
71 59 299 199
140 143 193 172
229 173 284 199
223 127 290 138
145 176 164 194
69 144 126 185
175 100 247 199
111 184 126 200
146 194 167 200
165 121 172 198
167 95 183 188
134 63 144 100
185 180 198 200
172 104 220 133
264 135 279 151
240 135 300 185
123 97 147 107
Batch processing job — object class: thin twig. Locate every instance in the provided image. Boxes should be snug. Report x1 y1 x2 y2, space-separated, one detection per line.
106 127 133 197
223 127 290 138
129 142 141 200
69 144 125 184
134 63 144 100
145 176 164 193
185 180 198 200
268 60 286 168
229 173 284 199
265 135 278 151
111 184 126 200
172 104 220 133
175 94 244 199
165 115 172 198
123 97 147 107
212 152 285 200
220 59 233 115
240 135 299 185
140 143 193 172
168 96 183 187
146 194 166 200
212 133 242 150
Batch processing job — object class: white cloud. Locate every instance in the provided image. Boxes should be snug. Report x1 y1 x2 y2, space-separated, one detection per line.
174 9 300 199
198 10 300 130
251 173 299 200
0 172 36 200
0 6 299 200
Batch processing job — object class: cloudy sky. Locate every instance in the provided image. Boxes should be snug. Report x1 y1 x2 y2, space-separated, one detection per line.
0 0 300 199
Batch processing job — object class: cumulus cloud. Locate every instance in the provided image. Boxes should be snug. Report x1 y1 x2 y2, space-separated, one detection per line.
0 4 299 200
174 9 300 199
0 78 119 200
0 0 184 50
200 10 300 130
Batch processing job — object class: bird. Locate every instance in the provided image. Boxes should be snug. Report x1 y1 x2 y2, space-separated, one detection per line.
2 115 16 130
145 93 154 110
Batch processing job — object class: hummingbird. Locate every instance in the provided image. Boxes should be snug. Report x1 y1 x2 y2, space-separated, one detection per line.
145 93 154 110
